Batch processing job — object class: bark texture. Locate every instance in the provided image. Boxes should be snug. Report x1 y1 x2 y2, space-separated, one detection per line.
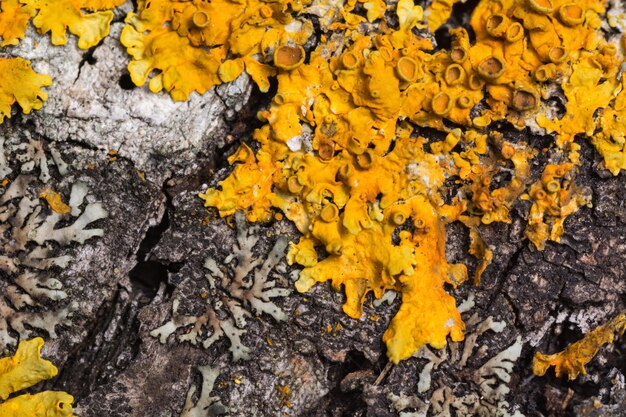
0 2 625 417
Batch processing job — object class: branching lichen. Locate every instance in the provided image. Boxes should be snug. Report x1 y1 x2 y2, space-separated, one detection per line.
414 304 507 393
152 212 290 361
180 365 229 417
390 304 524 416
0 136 108 352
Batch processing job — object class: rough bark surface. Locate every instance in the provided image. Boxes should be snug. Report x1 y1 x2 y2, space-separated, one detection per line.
1 2 625 417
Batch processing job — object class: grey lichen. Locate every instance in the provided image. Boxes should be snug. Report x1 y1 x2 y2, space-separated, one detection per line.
413 299 506 393
477 337 524 414
427 337 524 417
0 139 9 179
180 366 229 417
391 335 524 417
151 212 290 361
387 391 429 417
0 136 108 352
390 297 523 417
5 133 68 182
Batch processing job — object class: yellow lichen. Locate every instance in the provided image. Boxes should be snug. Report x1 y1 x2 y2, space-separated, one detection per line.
0 338 75 417
121 0 313 99
191 0 626 364
39 188 72 214
426 0 462 32
29 0 122 48
0 58 52 124
0 0 122 124
0 0 123 49
533 312 626 380
522 163 591 250
0 0 34 46
590 75 626 175
121 26 226 101
218 59 245 83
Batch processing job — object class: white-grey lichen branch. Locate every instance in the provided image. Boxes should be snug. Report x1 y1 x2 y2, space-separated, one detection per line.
180 365 229 417
152 212 290 361
0 136 108 353
389 295 525 417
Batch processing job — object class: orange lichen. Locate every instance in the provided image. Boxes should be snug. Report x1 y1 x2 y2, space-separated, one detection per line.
0 0 124 49
204 84 475 363
0 58 52 124
201 1 481 362
0 338 75 417
276 384 293 408
537 57 619 145
200 143 277 223
425 0 461 32
0 0 34 46
523 163 591 250
39 188 72 214
590 74 626 175
533 312 626 380
197 0 626 364
465 136 537 225
0 0 122 123
466 0 615 129
274 45 306 70
121 26 226 101
121 0 313 99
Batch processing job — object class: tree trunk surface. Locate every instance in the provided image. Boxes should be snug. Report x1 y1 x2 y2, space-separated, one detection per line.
1 2 625 417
